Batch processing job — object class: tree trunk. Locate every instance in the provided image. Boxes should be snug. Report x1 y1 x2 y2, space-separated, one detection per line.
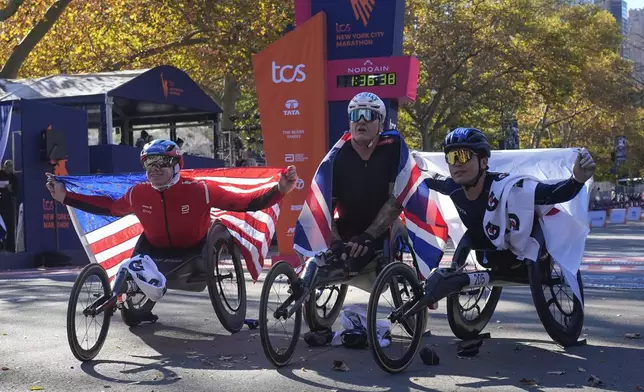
0 0 71 79
221 73 238 132
420 123 432 151
532 104 549 149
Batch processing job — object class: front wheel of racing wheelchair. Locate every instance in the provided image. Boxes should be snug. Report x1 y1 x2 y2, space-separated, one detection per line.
259 218 421 368
445 233 503 341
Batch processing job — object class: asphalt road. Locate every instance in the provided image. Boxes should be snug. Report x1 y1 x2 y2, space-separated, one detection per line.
1 223 643 392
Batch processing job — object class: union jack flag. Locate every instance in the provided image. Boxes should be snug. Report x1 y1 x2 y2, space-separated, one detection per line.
57 168 282 282
293 130 448 278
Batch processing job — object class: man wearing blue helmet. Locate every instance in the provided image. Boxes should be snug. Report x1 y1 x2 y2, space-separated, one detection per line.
405 127 596 309
424 128 595 250
47 139 299 323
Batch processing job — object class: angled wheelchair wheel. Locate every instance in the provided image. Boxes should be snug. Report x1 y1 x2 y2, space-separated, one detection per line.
259 261 302 368
529 255 584 347
368 262 426 374
447 285 502 340
66 263 112 361
445 248 501 340
120 292 156 327
304 283 348 332
206 223 247 334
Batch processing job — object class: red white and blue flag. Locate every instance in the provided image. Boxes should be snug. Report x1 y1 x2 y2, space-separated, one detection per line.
293 130 448 278
57 168 282 282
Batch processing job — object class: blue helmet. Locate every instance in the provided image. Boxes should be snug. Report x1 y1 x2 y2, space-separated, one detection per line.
443 128 491 158
140 140 184 169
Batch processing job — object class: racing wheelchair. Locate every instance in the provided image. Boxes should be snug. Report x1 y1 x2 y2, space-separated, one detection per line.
366 219 585 373
66 221 246 361
258 218 426 367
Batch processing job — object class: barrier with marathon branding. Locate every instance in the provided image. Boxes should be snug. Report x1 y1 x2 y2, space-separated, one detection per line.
588 210 607 228
607 208 627 224
626 206 642 221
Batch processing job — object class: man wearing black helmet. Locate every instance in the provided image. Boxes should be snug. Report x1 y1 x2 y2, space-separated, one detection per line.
422 127 596 252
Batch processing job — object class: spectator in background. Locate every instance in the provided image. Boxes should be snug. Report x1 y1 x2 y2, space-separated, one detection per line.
244 149 257 167
176 138 185 149
0 160 19 252
235 148 258 167
135 131 150 148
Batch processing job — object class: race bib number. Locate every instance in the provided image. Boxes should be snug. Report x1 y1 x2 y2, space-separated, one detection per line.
468 272 490 287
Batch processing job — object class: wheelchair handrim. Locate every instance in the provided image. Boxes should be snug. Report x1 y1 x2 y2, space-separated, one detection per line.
214 243 242 312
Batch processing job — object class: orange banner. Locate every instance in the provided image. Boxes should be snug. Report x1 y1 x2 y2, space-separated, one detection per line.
252 12 329 261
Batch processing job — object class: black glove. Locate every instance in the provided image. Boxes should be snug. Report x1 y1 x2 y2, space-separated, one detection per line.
348 232 375 259
328 240 346 261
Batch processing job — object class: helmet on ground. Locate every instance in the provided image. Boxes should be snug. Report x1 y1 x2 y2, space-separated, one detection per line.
140 139 184 169
443 128 491 158
347 92 386 122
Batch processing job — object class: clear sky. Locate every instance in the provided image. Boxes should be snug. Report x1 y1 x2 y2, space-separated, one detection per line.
629 0 644 10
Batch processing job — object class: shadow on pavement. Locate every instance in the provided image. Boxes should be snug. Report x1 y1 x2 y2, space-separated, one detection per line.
75 316 643 392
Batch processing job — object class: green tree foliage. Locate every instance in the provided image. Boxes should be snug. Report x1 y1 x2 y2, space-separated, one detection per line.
400 0 641 180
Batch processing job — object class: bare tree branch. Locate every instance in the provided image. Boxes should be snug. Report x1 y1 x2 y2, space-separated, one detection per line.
101 30 211 71
0 0 71 79
0 0 25 22
544 107 591 128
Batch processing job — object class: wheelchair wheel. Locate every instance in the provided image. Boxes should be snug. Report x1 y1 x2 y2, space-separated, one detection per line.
529 255 584 347
66 263 112 361
447 285 502 340
390 275 418 337
259 261 302 368
445 249 501 340
120 293 156 327
206 227 247 334
303 284 348 331
367 262 426 374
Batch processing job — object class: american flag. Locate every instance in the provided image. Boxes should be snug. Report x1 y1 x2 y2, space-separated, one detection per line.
293 130 448 278
58 168 283 282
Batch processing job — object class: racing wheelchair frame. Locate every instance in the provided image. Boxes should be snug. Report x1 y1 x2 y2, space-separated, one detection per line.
258 218 425 367
366 219 585 373
66 221 246 362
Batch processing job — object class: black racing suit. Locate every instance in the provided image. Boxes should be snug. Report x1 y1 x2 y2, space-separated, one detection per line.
299 135 402 292
423 171 585 267
331 136 401 270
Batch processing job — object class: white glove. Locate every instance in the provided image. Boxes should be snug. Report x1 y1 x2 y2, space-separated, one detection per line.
572 148 596 183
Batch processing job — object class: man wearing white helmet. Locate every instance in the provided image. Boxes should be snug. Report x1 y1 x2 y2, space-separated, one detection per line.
296 92 409 346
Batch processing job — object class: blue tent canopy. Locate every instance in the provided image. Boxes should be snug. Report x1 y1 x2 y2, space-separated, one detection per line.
0 65 222 143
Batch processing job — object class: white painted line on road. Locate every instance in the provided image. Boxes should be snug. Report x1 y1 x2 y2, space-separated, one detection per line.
601 266 622 271
587 234 644 240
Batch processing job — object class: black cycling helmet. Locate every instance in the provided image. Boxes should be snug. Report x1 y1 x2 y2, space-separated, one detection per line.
443 127 491 158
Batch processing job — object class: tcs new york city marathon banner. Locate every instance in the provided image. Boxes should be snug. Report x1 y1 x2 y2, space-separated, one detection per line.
252 12 329 258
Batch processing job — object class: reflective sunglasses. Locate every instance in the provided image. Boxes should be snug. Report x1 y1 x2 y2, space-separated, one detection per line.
445 149 475 165
143 156 175 170
349 109 382 123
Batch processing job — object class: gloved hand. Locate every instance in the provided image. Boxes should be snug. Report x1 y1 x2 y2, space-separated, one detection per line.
347 232 375 259
572 148 596 183
329 240 346 261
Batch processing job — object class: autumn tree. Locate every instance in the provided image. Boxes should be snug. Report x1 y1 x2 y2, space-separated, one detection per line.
399 0 638 157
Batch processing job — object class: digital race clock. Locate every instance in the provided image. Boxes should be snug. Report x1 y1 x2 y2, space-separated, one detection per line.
327 56 419 102
336 73 397 88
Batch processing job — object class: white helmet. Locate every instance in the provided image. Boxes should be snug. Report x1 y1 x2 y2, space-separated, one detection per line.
348 92 386 122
